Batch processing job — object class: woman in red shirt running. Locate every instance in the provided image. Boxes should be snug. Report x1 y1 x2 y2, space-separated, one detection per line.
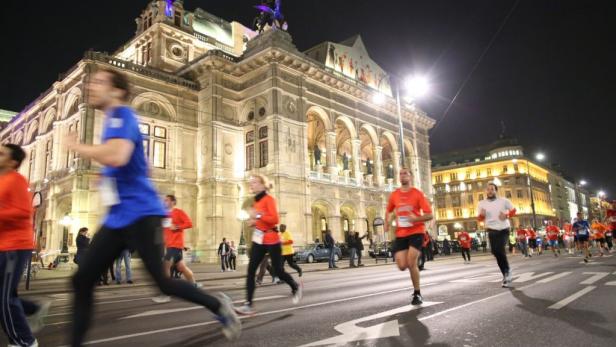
235 175 301 315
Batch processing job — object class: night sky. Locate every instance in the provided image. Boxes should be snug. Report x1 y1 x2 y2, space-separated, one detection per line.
1 1 613 196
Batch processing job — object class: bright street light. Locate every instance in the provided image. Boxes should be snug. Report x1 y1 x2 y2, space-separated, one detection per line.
372 92 386 105
60 214 73 227
404 76 430 99
535 153 545 161
579 180 587 186
598 190 606 198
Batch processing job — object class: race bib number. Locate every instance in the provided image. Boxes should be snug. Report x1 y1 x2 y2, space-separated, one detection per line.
578 228 588 235
398 216 413 228
162 218 172 228
252 229 264 244
99 177 120 207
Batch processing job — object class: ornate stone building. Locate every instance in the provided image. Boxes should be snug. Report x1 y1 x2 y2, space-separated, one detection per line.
0 1 434 262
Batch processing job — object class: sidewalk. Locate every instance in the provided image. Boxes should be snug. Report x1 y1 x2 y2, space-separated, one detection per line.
21 251 495 295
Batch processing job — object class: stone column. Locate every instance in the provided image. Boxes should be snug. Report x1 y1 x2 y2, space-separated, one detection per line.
374 145 383 187
392 151 401 186
351 139 362 183
325 131 338 177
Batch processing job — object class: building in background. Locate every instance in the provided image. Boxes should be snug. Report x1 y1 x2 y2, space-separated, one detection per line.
0 1 434 262
0 109 17 129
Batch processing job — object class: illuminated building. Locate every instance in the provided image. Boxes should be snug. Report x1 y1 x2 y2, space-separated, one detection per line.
0 1 434 262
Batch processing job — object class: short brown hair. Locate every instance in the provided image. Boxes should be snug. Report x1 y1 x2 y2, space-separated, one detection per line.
100 68 131 102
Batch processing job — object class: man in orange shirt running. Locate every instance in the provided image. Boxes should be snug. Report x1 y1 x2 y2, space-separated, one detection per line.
516 227 530 258
527 226 538 256
458 230 472 264
385 168 433 305
0 144 50 346
590 219 608 257
545 221 561 257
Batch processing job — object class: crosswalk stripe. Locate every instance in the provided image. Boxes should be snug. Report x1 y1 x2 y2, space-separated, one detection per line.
548 286 596 309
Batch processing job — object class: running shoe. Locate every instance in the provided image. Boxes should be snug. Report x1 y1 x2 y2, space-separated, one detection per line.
194 282 203 288
234 303 256 316
583 257 589 263
411 293 423 305
292 281 303 305
27 300 52 333
215 293 242 341
151 295 171 303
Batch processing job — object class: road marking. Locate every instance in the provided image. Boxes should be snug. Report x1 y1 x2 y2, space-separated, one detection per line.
578 261 602 265
67 284 438 345
511 272 553 283
121 295 286 319
450 273 502 283
548 286 596 309
536 272 571 283
299 302 442 347
580 272 610 285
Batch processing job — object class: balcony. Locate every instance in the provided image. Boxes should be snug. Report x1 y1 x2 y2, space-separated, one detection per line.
308 171 396 191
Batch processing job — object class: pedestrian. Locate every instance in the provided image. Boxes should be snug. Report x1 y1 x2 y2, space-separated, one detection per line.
385 167 433 305
235 175 302 315
228 241 237 271
98 261 115 286
605 221 613 252
355 232 367 266
516 227 530 258
114 249 133 284
607 203 616 251
426 235 435 261
67 68 240 344
458 230 472 264
75 227 90 266
536 234 543 255
546 221 561 257
218 238 230 272
527 226 537 256
477 182 516 288
153 194 201 303
280 224 302 276
348 231 357 267
443 237 451 255
0 143 52 346
325 229 337 269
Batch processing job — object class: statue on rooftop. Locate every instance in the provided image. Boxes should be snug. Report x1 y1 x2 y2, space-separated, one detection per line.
253 0 288 34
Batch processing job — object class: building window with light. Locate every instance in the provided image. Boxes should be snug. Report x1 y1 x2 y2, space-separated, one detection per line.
454 208 462 218
438 209 447 219
435 175 443 184
245 130 255 170
505 190 512 199
478 193 484 201
139 123 167 168
258 126 268 168
468 195 474 204
450 172 457 181
44 140 52 178
28 149 36 181
487 168 492 176
517 189 523 199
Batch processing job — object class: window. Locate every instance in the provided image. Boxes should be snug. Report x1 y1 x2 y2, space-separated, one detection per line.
435 175 443 184
452 195 461 207
140 123 167 168
503 165 508 174
44 140 52 178
505 190 512 199
245 130 255 170
258 126 268 168
468 195 474 204
66 124 74 168
517 190 523 199
476 170 481 177
478 194 484 201
174 11 181 26
438 209 447 219
450 172 457 181
513 164 519 172
465 171 471 179
454 208 462 218
28 149 36 181
487 168 492 176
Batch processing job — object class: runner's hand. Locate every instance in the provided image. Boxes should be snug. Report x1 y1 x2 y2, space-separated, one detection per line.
499 211 508 221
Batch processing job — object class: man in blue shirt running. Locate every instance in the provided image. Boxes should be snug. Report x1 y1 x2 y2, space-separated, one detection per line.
67 68 240 345
572 212 591 263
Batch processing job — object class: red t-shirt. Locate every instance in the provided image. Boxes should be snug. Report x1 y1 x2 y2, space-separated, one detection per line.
164 208 192 249
546 225 560 241
516 229 528 240
607 209 616 230
386 188 432 238
527 229 537 239
0 171 34 251
458 231 471 249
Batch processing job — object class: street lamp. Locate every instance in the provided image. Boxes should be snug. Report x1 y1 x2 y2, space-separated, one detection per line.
579 180 587 187
237 210 249 255
598 190 607 220
526 153 545 230
59 214 73 258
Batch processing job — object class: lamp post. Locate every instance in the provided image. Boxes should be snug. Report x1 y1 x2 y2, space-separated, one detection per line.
59 214 73 257
526 153 545 230
237 210 249 258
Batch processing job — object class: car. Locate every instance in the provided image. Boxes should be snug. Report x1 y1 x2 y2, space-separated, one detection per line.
369 242 393 258
294 243 342 263
336 242 351 259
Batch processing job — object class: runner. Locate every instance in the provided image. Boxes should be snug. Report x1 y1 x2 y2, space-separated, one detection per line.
563 222 574 254
385 168 433 305
545 221 561 257
0 144 51 347
515 227 530 258
67 68 240 344
458 229 472 264
527 226 537 256
536 233 544 255
607 202 616 252
235 175 302 315
280 224 303 277
477 182 516 288
590 219 608 257
152 194 201 303
571 212 591 263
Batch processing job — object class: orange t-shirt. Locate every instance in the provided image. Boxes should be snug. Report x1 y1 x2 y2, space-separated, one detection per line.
458 231 471 248
527 229 537 239
253 193 280 245
546 225 560 241
516 229 528 240
0 171 34 251
386 188 432 238
591 223 606 239
164 208 192 249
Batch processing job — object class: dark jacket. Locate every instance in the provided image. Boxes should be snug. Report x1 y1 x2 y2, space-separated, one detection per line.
325 234 335 249
218 242 229 255
75 234 90 264
356 234 367 251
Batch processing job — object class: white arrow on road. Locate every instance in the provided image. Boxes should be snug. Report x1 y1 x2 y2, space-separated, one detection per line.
299 301 442 347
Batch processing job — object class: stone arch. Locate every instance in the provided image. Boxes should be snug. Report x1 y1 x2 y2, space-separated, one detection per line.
41 108 56 134
340 201 358 237
311 199 334 243
403 138 416 169
306 105 332 130
63 88 82 119
359 124 378 146
334 115 357 139
358 125 376 178
307 107 330 170
334 116 357 175
25 120 39 144
380 131 399 180
132 92 177 121
14 130 24 145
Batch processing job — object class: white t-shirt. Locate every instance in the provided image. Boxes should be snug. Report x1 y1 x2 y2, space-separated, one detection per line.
478 197 514 230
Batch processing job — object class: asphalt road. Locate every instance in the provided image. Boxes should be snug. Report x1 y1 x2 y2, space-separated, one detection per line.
8 251 616 346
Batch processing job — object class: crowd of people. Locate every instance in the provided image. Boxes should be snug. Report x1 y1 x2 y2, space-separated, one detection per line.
1 68 615 346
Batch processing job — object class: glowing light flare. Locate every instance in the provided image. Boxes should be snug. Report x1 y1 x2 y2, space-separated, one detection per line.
404 76 430 99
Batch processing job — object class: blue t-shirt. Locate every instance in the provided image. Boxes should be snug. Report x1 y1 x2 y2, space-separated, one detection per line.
101 106 166 228
572 220 590 236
